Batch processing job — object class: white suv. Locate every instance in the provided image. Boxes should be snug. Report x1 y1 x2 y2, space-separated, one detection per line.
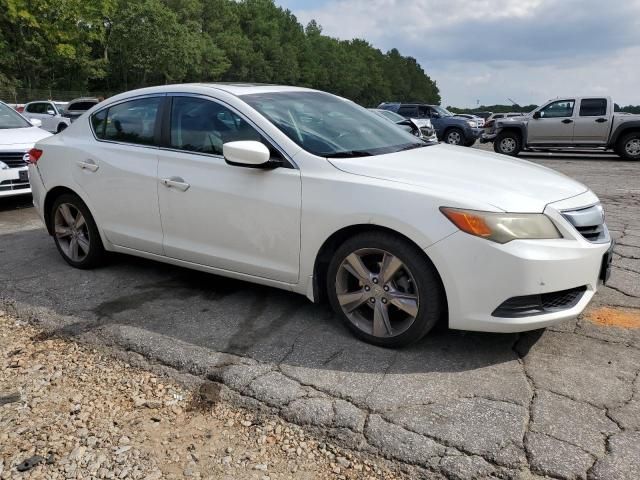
23 100 71 133
0 101 51 198
28 84 612 347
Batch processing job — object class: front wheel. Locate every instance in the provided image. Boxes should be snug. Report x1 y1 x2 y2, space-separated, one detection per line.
444 128 465 145
616 132 640 161
326 232 444 348
51 193 105 269
494 131 522 156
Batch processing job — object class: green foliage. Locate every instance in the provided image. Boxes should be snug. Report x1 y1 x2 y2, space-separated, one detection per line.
0 0 440 106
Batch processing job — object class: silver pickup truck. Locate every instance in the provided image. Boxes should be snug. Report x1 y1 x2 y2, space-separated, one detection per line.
481 96 640 160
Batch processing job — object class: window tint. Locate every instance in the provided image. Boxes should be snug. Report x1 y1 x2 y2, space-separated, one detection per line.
579 98 607 117
26 103 45 114
418 106 430 118
170 97 262 155
539 100 574 118
397 106 418 117
102 97 161 145
91 109 108 138
68 101 98 111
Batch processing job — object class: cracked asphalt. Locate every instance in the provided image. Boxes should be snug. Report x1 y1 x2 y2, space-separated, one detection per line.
1 150 639 480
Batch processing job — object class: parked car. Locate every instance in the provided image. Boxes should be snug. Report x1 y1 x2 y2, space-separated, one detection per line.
29 84 612 347
484 112 526 130
23 100 72 133
473 111 493 120
454 113 485 128
482 97 640 160
0 101 51 198
378 103 483 146
63 97 100 122
369 108 438 142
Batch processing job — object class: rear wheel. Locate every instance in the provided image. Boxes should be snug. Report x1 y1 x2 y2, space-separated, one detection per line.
494 131 522 156
444 128 465 145
326 232 444 348
51 193 105 269
616 132 640 161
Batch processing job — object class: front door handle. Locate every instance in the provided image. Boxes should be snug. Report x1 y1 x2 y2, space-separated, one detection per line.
561 119 573 124
161 176 190 192
595 118 608 123
77 159 99 172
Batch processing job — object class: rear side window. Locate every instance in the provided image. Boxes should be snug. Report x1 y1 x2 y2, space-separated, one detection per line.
68 101 98 112
397 105 418 117
26 103 45 114
579 99 607 117
98 97 162 146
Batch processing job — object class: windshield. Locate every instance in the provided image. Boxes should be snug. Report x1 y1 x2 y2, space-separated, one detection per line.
0 103 31 129
241 91 426 157
432 106 454 117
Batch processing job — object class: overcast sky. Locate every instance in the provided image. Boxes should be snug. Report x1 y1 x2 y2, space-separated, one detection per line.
277 0 640 107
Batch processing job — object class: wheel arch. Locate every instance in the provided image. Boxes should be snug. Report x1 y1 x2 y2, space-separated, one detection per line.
609 123 640 148
311 224 448 317
43 186 96 236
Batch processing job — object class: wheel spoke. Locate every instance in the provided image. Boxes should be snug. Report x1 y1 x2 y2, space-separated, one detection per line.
74 212 86 230
373 301 393 337
380 253 403 284
59 204 75 227
337 290 368 313
76 234 90 254
54 225 72 238
389 292 419 317
69 237 80 261
343 253 371 283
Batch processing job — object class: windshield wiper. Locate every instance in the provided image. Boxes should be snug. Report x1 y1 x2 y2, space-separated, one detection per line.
397 143 428 151
324 150 374 158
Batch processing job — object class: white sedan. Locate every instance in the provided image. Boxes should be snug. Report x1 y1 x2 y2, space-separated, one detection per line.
0 101 51 198
28 84 612 347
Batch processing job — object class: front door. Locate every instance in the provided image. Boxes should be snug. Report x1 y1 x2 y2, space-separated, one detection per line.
528 99 576 144
573 98 610 145
73 96 165 254
157 95 301 283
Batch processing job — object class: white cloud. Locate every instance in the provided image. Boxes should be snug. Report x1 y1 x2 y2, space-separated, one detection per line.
281 0 640 106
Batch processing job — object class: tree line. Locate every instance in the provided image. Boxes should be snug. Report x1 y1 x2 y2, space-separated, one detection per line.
0 0 440 106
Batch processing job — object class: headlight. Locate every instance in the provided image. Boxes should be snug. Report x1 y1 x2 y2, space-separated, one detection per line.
466 120 476 127
440 207 561 243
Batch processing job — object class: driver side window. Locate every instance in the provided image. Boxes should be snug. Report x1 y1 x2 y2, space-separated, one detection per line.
539 100 575 118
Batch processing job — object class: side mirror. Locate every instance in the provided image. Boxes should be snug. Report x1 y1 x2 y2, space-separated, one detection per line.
532 111 541 119
30 118 43 127
431 112 441 119
223 141 273 168
47 109 56 115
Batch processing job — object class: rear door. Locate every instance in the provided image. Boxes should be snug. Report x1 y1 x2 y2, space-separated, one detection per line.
573 98 610 145
24 102 49 130
74 95 165 254
528 99 576 144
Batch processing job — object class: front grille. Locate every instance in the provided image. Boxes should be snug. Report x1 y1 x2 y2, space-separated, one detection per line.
0 178 30 192
0 151 28 168
492 286 587 318
562 204 608 243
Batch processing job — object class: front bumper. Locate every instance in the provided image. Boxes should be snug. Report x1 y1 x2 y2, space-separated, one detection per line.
0 167 31 197
480 132 497 144
425 192 611 333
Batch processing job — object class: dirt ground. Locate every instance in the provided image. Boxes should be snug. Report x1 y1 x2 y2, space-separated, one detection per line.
0 312 403 480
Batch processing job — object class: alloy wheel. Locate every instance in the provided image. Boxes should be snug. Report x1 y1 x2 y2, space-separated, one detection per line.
499 137 517 153
54 203 91 262
625 138 640 156
447 131 462 145
335 248 420 338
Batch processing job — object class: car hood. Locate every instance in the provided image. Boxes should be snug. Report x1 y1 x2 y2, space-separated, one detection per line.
0 126 51 146
328 144 588 213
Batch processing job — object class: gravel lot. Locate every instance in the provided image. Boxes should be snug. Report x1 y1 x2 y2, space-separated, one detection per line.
1 148 639 479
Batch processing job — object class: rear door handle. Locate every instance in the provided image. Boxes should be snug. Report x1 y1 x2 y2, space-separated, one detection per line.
561 119 573 124
161 176 190 192
595 118 608 123
77 159 99 172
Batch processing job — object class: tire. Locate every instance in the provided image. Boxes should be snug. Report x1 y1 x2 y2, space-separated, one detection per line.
616 132 640 161
464 138 477 147
51 193 105 269
494 131 522 156
326 231 444 348
56 123 67 133
444 128 465 146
